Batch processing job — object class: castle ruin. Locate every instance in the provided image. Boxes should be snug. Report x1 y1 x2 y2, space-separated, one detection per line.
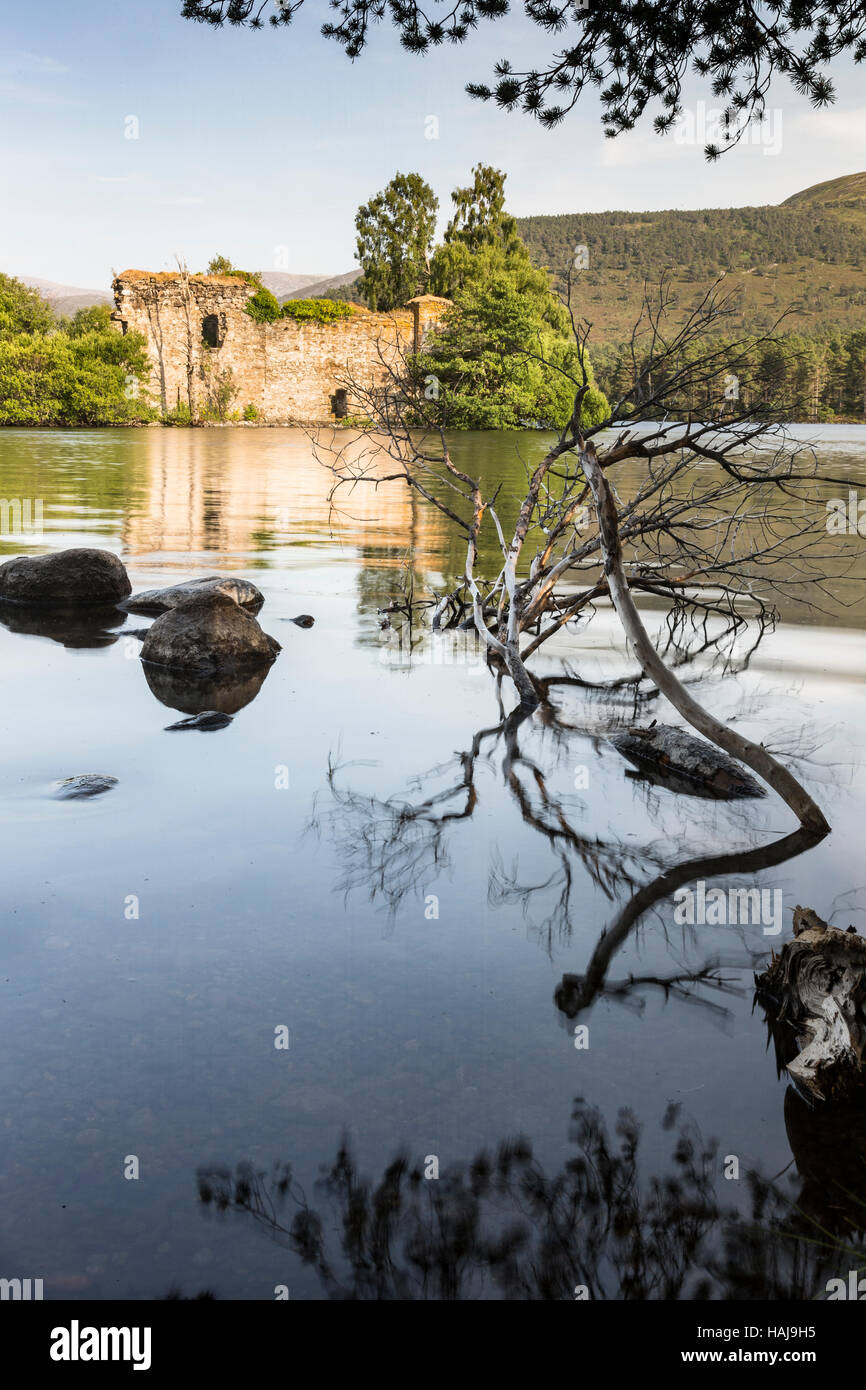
111 271 449 423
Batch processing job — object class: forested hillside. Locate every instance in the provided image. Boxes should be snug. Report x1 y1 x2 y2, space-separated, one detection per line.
516 173 866 346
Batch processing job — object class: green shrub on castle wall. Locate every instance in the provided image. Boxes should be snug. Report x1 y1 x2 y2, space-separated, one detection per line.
244 293 354 327
244 287 282 324
280 299 354 324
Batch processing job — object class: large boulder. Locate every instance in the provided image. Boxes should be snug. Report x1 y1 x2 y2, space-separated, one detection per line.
121 576 264 615
0 549 131 606
140 592 280 674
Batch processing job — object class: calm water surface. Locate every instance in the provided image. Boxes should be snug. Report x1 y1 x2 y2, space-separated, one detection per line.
2 425 866 1299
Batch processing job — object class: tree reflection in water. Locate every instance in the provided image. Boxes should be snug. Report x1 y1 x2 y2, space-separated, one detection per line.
312 666 829 1015
196 1093 865 1300
312 673 667 937
255 648 861 1300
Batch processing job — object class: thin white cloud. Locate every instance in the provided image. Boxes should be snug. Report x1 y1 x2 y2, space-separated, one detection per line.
0 50 75 106
2 50 69 76
0 80 81 107
95 175 138 184
158 196 205 206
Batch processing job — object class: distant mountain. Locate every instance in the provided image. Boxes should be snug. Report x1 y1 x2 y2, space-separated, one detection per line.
516 170 866 343
258 272 331 298
275 270 361 303
19 276 111 319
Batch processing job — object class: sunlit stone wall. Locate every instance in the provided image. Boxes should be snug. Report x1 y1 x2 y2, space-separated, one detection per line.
111 271 449 423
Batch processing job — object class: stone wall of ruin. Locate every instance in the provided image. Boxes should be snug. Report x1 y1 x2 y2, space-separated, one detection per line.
111 271 449 423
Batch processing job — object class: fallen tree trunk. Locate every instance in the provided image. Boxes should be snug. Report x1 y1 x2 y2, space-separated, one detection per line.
755 907 866 1103
578 440 830 834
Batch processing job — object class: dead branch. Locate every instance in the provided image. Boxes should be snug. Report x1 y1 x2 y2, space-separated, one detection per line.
578 438 830 833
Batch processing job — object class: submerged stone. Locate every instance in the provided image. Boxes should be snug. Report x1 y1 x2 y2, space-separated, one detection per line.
164 711 233 732
53 774 119 800
609 724 766 800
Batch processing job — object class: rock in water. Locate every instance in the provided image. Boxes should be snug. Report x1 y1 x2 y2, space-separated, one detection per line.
0 549 131 606
608 724 766 800
53 774 118 800
140 592 280 674
121 576 264 615
164 711 233 732
287 614 315 628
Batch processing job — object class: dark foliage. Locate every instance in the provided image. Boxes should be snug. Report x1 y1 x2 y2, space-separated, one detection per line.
181 1 866 154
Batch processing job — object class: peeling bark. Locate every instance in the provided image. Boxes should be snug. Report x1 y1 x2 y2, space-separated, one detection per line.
756 907 866 1103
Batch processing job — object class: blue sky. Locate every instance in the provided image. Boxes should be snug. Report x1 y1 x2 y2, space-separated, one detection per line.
2 0 866 287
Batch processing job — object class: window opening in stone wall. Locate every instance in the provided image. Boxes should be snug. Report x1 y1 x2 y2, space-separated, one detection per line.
331 388 348 419
202 314 220 348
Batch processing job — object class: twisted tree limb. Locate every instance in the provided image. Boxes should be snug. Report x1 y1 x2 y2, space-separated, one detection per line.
578 439 830 834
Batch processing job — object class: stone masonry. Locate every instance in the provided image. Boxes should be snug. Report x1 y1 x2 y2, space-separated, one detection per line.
111 271 449 423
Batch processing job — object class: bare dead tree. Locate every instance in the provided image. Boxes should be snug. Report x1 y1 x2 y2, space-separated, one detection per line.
313 274 854 831
175 256 197 421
